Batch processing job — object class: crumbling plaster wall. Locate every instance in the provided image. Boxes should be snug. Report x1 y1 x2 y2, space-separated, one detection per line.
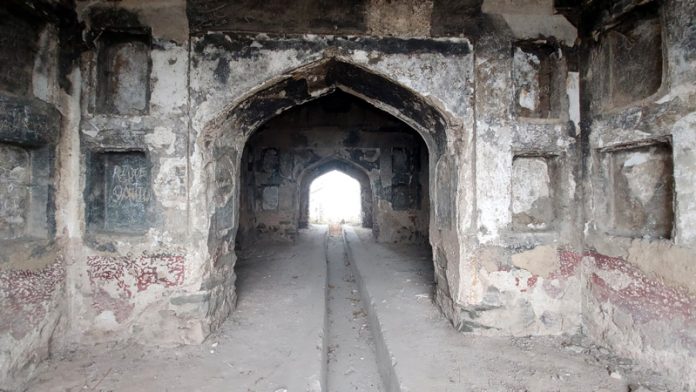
7 0 695 388
62 0 587 355
0 2 81 388
580 0 696 387
442 14 584 336
190 15 586 338
66 0 210 347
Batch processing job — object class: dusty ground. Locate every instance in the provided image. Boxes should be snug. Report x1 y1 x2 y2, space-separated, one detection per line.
22 225 677 392
326 232 382 391
345 226 678 392
27 227 329 392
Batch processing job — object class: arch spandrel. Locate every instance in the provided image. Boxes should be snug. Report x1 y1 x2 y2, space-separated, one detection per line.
200 58 454 157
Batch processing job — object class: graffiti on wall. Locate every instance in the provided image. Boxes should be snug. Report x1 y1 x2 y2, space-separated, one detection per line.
587 252 695 323
87 252 185 298
0 257 64 338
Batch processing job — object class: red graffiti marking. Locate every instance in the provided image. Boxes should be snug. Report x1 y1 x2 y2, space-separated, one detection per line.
555 250 582 278
587 252 695 324
0 257 64 338
87 253 185 299
538 249 583 298
527 275 538 288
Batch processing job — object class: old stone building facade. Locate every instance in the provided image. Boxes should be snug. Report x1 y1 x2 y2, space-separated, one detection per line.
0 0 694 390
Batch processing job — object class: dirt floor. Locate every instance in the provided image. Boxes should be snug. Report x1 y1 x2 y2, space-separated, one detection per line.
326 231 382 391
22 225 677 392
344 226 677 392
27 226 329 392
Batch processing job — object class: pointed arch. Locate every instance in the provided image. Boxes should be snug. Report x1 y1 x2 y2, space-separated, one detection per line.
201 58 451 156
199 57 463 330
297 157 374 230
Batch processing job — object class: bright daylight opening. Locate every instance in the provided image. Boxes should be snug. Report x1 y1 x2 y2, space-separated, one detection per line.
309 170 361 224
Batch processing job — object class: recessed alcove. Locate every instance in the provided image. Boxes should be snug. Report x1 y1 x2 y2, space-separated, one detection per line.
95 30 152 115
0 96 60 244
511 155 558 232
85 150 153 234
592 5 663 111
513 43 564 119
605 142 674 239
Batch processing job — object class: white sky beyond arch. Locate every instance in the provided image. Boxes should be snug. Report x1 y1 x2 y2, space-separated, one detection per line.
309 170 361 224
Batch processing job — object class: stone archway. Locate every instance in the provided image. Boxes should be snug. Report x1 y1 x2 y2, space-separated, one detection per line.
198 58 461 329
298 157 374 230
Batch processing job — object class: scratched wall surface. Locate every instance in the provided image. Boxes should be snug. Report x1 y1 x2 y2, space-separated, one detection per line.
86 151 153 233
0 258 65 339
71 2 203 352
86 253 184 323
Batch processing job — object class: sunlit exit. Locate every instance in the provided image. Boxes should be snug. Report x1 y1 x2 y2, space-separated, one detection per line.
309 170 361 224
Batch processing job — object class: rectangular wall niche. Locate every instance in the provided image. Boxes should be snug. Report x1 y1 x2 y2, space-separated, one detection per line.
0 144 30 239
601 9 662 110
86 151 152 233
96 31 151 115
0 143 51 240
0 9 39 96
513 43 563 119
261 186 279 211
512 156 556 231
391 147 420 210
606 142 674 239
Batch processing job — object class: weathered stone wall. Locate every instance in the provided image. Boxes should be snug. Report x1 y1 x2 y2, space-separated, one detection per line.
67 0 207 347
1 2 585 377
238 92 429 246
1 0 694 389
0 1 79 388
580 0 696 388
439 14 584 336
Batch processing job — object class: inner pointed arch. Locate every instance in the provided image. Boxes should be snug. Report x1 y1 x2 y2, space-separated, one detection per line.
298 156 374 230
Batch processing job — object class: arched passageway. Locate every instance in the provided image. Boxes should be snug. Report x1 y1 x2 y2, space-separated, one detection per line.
226 83 433 390
202 59 462 341
222 82 440 389
236 90 431 248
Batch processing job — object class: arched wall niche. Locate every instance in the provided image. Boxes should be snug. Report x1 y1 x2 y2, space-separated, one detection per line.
198 58 462 329
297 157 374 230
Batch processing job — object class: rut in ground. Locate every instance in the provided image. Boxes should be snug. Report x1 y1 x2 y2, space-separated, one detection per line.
325 226 383 391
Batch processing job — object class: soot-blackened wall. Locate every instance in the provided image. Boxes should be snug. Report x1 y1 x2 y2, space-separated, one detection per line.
238 91 429 247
